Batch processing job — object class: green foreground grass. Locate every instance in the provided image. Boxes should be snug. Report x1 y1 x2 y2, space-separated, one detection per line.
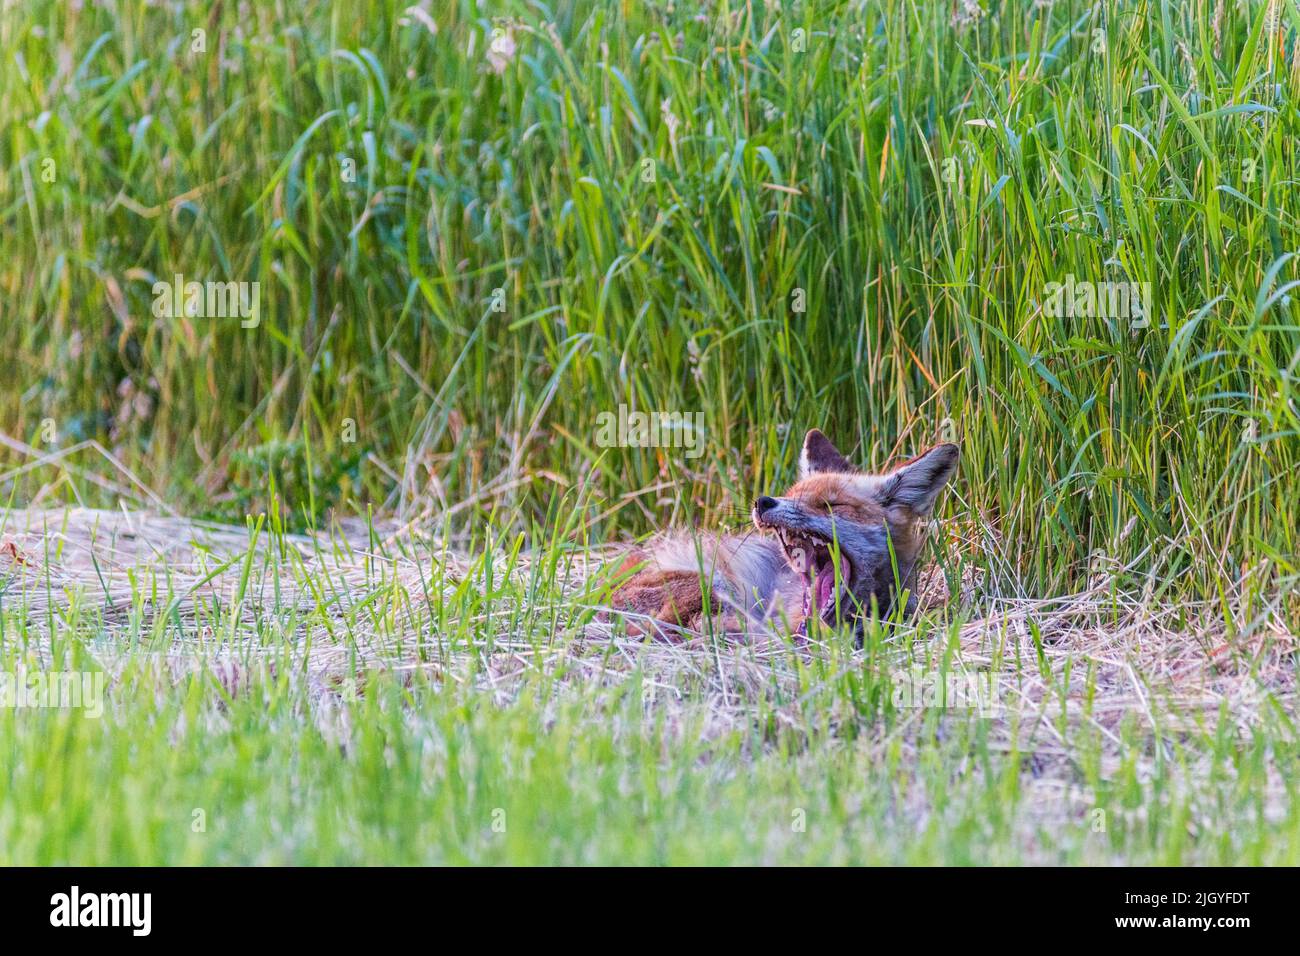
6 668 1295 866
1 0 1299 863
0 504 1294 866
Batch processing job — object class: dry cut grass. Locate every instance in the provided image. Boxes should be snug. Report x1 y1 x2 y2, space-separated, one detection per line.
3 503 1296 843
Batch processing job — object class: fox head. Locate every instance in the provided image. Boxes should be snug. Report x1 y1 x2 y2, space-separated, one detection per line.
751 429 959 630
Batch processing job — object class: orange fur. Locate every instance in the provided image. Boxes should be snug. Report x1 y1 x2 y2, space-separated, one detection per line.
604 432 958 641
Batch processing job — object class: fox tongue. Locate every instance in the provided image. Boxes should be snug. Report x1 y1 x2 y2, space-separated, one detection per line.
815 563 835 611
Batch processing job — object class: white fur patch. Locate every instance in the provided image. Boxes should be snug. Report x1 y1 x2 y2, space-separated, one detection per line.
644 533 784 615
848 473 888 498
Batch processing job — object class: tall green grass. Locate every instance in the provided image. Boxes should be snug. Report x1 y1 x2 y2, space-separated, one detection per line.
3 0 1299 603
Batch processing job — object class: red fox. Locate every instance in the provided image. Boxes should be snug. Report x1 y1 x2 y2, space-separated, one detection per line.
607 430 958 641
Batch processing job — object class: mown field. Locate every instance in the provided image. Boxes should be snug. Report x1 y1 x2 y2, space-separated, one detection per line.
1 0 1298 864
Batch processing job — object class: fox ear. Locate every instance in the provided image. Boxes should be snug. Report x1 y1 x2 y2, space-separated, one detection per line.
800 429 854 477
873 444 959 515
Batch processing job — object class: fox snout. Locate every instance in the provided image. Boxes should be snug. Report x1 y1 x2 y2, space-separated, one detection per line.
751 493 821 537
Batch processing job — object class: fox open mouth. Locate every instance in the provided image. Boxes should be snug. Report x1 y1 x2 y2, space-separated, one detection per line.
773 529 853 626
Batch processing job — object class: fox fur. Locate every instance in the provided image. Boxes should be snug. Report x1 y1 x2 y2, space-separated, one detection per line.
607 430 959 641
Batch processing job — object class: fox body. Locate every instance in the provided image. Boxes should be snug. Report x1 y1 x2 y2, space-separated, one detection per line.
608 430 959 640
